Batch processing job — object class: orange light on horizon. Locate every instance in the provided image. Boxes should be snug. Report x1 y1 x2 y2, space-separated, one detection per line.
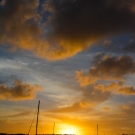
57 124 81 135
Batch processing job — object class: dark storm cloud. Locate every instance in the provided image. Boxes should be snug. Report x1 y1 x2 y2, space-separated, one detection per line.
123 42 135 52
52 0 135 38
0 80 43 100
1 0 135 60
49 0 135 43
44 0 135 59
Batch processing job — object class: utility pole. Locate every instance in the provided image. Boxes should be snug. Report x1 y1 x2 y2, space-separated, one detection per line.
36 100 40 135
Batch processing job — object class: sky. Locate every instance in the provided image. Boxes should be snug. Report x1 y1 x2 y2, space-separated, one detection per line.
0 0 135 134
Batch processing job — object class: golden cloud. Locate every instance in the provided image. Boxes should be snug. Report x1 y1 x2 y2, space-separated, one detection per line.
0 80 43 100
94 82 124 93
75 54 135 96
94 82 135 95
103 107 109 111
122 105 131 110
118 86 135 95
75 70 97 86
48 101 93 113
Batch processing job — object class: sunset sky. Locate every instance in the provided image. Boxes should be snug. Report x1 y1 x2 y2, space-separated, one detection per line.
0 0 135 134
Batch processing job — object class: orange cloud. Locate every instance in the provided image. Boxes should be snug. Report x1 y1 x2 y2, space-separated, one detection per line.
75 54 135 96
0 111 31 118
79 101 93 108
76 54 135 86
94 82 124 93
94 82 135 95
122 105 131 110
0 80 43 100
75 70 97 86
103 107 109 111
118 86 135 95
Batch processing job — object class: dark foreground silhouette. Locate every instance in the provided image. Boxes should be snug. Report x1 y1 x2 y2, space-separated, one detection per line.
0 133 75 135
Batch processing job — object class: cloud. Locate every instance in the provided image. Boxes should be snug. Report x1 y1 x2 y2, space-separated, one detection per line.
82 86 111 104
75 53 135 96
94 81 135 95
75 70 97 86
103 40 112 46
48 101 93 113
1 0 135 60
0 0 42 41
103 107 109 111
76 54 135 86
0 111 31 118
79 101 93 108
122 104 131 110
123 41 135 52
0 0 47 56
45 0 135 58
120 103 135 119
0 0 6 6
94 82 124 93
118 86 135 95
0 80 43 100
50 103 81 113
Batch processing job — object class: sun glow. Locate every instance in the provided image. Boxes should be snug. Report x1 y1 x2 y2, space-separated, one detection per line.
60 124 80 135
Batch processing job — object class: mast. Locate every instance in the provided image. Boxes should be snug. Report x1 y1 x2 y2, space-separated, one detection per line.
53 122 55 134
36 100 40 135
97 124 98 135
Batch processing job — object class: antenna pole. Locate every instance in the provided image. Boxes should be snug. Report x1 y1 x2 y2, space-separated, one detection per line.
53 122 55 134
97 124 98 135
36 100 40 135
